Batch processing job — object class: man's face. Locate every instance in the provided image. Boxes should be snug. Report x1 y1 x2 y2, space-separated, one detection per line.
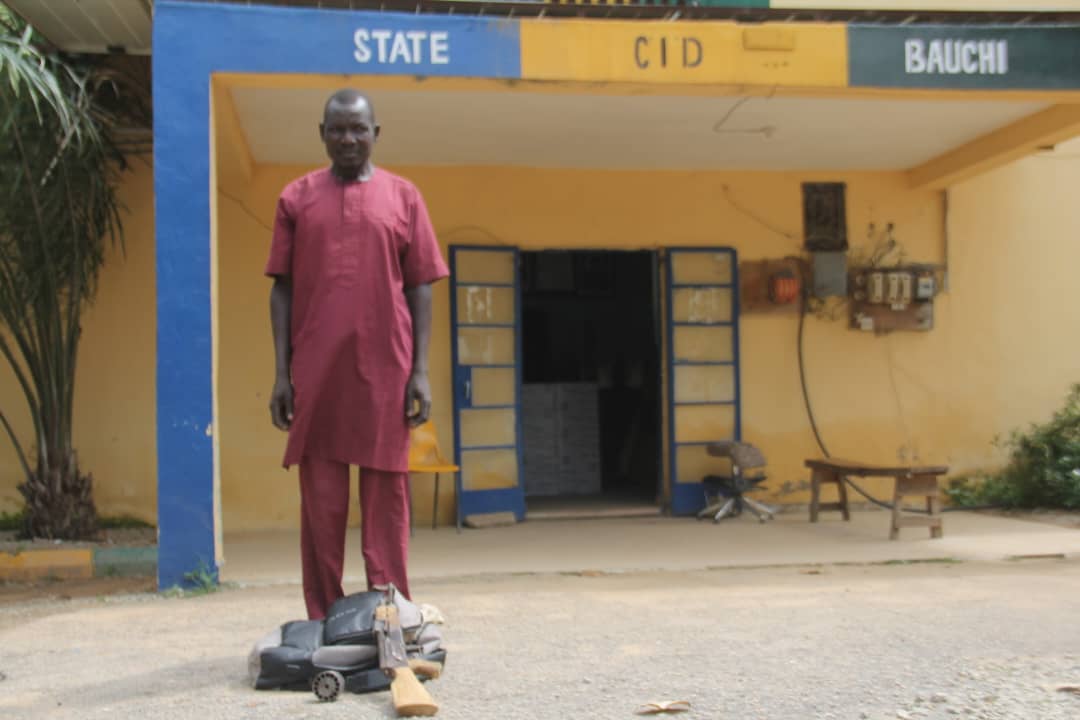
319 98 379 176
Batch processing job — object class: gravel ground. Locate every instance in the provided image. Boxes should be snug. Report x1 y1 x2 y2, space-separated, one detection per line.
1 560 1079 720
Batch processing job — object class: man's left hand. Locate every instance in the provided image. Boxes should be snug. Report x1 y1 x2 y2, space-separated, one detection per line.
405 372 432 427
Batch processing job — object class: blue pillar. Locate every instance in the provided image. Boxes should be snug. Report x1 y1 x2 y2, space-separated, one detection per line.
150 0 522 590
153 4 216 590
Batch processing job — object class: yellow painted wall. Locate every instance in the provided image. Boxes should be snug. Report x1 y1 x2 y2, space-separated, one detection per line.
212 144 1080 530
0 159 157 522
945 137 1080 444
3 129 1080 534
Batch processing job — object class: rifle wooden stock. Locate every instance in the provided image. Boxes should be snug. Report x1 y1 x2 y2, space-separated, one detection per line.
375 599 440 717
390 666 438 717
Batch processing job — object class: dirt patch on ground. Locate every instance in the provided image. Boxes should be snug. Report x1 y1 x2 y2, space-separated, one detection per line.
0 576 156 605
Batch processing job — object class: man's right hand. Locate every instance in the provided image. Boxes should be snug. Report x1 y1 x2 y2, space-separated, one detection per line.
270 378 294 430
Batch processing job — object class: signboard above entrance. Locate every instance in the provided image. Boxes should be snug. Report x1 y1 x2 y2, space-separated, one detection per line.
520 20 1080 91
849 25 1080 89
520 21 846 86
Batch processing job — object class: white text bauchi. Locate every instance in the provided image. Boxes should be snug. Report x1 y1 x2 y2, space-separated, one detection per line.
904 39 1008 76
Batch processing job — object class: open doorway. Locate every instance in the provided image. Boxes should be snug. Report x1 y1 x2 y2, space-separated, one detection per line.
520 250 662 518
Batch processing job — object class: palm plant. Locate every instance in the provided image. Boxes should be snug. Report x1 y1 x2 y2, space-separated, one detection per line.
1 12 134 539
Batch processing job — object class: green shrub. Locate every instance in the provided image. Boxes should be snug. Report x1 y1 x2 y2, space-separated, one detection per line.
0 509 25 531
946 384 1080 509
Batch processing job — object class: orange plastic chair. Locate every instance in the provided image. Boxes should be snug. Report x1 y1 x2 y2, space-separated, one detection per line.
408 420 459 532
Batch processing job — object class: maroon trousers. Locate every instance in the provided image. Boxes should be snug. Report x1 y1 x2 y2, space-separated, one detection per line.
299 457 411 619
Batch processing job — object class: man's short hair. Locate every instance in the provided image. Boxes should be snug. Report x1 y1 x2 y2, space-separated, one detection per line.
323 89 376 123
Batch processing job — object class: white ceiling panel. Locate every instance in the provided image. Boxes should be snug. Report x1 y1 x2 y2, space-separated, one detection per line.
7 0 152 55
229 85 1048 171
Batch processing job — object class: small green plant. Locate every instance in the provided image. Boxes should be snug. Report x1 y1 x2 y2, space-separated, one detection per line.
183 561 219 595
162 560 224 598
0 509 25 531
944 473 1021 507
945 384 1080 510
942 475 983 507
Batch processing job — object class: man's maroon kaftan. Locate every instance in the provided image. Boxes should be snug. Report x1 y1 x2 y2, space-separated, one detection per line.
264 167 449 471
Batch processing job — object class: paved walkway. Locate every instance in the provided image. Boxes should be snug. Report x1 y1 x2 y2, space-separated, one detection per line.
220 510 1080 585
5 560 1080 720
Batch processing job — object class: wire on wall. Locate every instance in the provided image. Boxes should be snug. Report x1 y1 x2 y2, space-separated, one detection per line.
711 96 753 133
798 293 908 512
712 87 778 138
720 185 801 252
797 290 830 458
885 335 914 457
218 188 274 234
796 289 997 514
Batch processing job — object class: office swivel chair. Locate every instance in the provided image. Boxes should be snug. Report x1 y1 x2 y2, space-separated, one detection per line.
697 441 777 523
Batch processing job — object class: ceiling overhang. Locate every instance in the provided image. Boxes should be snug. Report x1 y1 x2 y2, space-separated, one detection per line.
6 0 153 55
11 1 1080 183
221 77 1074 184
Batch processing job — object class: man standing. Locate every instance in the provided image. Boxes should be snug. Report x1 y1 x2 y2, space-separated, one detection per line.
265 89 449 619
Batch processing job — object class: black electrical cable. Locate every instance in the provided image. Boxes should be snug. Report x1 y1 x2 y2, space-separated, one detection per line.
796 290 998 514
797 293 832 457
797 295 919 511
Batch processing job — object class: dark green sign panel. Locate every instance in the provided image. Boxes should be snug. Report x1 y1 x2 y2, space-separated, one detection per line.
536 0 770 5
849 25 1080 90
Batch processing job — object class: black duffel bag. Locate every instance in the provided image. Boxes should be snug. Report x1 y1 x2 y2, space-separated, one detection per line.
248 588 447 695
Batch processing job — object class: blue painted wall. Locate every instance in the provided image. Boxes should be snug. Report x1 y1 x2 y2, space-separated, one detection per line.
152 0 522 589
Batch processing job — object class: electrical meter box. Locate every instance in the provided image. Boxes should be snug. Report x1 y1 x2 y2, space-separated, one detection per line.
850 267 936 333
812 251 847 299
915 274 935 300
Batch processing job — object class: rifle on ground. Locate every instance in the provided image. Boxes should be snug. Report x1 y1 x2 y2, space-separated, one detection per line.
374 586 439 716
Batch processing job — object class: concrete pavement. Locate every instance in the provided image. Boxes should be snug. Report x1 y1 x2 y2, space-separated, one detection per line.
3 559 1080 720
3 509 1076 587
220 510 1080 586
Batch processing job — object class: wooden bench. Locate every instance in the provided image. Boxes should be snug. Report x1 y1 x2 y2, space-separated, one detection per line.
804 458 949 540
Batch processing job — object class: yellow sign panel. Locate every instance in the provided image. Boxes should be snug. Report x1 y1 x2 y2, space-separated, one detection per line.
520 19 847 87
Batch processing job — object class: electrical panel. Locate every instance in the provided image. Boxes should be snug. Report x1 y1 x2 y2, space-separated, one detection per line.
915 274 935 301
868 272 885 303
850 268 936 332
812 251 848 299
802 182 848 252
739 257 805 314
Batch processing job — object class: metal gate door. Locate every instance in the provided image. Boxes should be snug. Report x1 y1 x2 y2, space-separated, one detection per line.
449 246 525 527
665 248 742 516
